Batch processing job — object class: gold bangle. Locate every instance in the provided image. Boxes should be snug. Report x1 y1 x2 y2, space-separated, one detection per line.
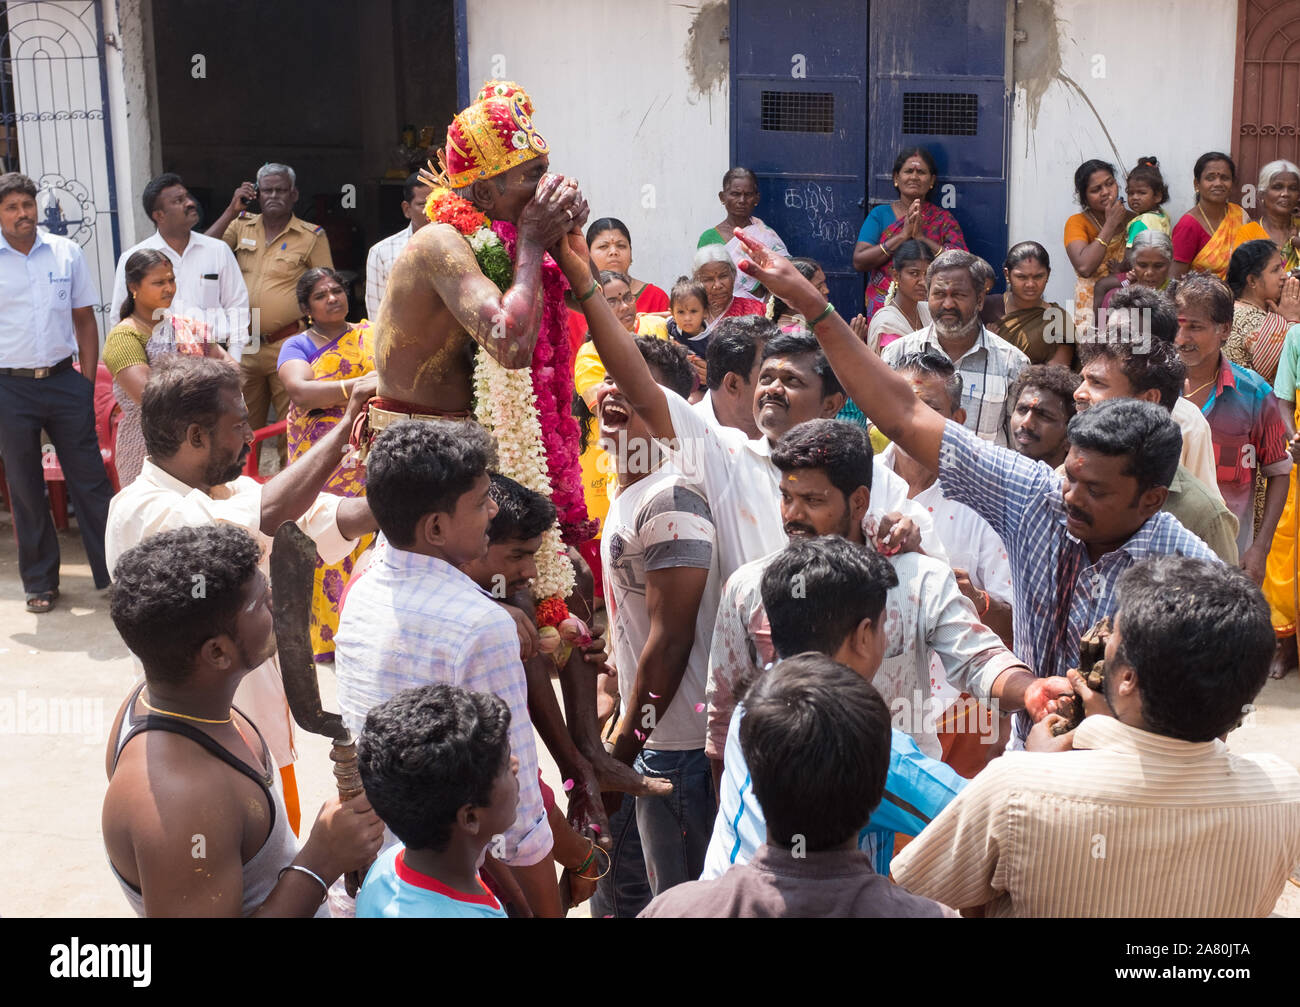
574 841 611 881
340 380 349 401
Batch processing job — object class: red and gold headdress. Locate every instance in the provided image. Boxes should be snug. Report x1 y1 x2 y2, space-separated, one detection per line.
433 90 548 191
475 79 535 116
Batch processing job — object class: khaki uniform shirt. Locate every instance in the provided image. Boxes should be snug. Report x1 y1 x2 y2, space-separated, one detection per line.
222 213 333 336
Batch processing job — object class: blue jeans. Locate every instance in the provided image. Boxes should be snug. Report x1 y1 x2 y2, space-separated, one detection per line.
590 747 716 918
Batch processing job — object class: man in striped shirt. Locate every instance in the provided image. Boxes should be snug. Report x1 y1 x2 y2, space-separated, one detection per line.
891 556 1300 917
734 230 1219 746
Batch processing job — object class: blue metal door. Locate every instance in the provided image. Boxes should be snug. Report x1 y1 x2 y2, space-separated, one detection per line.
730 1 868 314
868 0 1010 283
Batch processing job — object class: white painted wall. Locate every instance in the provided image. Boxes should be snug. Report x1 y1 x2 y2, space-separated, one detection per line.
466 0 731 293
1008 0 1239 307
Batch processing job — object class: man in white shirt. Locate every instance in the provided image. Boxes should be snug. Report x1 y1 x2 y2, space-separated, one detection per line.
689 315 772 438
365 172 432 319
111 173 249 358
105 356 378 829
706 419 1037 773
586 318 940 583
882 249 1029 445
0 172 113 612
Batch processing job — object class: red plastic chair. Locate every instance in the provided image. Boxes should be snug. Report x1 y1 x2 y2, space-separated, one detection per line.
243 420 288 483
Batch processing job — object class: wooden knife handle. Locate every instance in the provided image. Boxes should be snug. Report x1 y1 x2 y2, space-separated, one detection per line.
330 737 369 897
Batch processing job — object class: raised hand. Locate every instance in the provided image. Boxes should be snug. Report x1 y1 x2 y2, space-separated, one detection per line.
735 228 818 304
517 173 578 249
1277 276 1300 323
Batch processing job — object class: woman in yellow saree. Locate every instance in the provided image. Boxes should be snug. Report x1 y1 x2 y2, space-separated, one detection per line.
1063 159 1132 340
1171 152 1251 280
276 267 376 661
1262 324 1300 679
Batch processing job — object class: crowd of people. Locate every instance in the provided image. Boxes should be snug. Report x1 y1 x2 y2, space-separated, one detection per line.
3 77 1300 919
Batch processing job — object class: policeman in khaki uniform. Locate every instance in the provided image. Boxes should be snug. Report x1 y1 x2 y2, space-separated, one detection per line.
207 163 333 458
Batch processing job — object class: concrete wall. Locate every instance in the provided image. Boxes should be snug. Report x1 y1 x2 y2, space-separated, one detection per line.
465 0 732 292
104 0 161 247
1008 0 1240 307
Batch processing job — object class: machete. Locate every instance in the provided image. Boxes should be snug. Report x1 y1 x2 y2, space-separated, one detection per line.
270 520 367 896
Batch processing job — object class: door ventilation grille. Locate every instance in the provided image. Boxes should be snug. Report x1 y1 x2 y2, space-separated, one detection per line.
902 92 978 136
760 90 834 133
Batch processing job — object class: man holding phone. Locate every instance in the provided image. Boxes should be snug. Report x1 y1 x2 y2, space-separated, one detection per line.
207 163 333 460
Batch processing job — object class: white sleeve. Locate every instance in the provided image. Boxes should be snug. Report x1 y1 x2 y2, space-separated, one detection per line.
217 242 250 360
111 251 129 322
868 460 949 563
1174 397 1224 503
365 242 382 320
660 387 735 501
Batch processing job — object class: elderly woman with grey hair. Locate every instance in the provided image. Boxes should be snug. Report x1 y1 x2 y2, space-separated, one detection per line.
1239 159 1300 272
693 243 766 333
1099 229 1176 311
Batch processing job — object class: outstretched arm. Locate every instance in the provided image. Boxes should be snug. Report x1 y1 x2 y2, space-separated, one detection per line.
735 229 946 472
552 222 675 442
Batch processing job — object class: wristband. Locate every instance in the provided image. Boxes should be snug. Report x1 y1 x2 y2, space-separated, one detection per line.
577 280 599 303
278 863 329 901
978 589 990 616
808 301 836 326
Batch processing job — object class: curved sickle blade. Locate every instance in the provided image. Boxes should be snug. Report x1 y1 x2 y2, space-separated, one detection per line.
270 521 349 743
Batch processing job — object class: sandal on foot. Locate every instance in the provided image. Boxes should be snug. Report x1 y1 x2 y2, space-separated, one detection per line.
25 589 58 614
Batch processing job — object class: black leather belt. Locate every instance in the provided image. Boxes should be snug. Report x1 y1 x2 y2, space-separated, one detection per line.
0 355 74 379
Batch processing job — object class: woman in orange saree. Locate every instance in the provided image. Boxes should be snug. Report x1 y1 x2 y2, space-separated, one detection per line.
1263 324 1300 680
276 267 376 661
1171 151 1251 280
1063 159 1132 340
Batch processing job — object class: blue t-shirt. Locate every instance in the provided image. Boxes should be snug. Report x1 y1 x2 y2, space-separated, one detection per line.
356 844 507 918
702 704 967 879
856 203 898 245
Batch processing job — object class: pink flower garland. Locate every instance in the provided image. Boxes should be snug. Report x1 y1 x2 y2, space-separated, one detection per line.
491 221 597 545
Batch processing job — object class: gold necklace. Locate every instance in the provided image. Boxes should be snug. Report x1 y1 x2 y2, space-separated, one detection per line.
1196 204 1224 234
1184 377 1216 399
140 692 232 724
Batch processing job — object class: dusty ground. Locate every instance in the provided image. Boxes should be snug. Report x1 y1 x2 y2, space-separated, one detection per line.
1 514 1296 918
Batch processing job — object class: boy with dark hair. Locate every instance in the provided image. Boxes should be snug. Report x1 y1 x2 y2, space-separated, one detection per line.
697 314 775 437
893 556 1300 917
1006 363 1079 469
102 525 383 917
642 654 952 918
459 473 668 903
335 419 561 916
355 684 517 918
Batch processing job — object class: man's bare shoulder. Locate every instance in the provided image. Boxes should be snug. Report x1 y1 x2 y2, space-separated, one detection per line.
407 220 473 254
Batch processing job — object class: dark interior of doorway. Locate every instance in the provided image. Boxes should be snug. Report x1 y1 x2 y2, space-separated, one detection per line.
150 0 457 318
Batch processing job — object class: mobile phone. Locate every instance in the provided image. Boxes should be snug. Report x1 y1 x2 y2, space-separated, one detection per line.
241 184 259 209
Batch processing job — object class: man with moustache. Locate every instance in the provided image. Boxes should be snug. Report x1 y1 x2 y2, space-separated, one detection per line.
112 172 248 356
105 356 379 829
736 230 1220 747
883 249 1029 446
584 320 940 585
